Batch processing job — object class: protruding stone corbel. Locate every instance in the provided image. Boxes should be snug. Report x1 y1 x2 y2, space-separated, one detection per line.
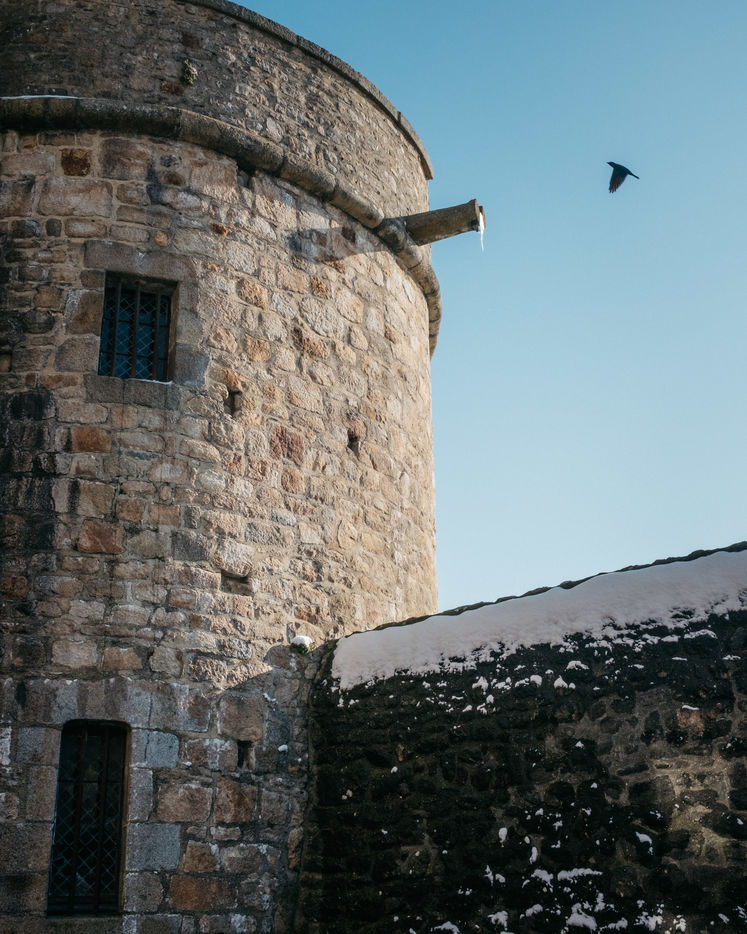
400 198 485 246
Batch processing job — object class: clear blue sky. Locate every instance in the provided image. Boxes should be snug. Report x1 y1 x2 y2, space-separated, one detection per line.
239 1 747 612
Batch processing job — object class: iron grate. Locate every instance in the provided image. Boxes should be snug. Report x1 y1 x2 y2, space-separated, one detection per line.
47 721 128 916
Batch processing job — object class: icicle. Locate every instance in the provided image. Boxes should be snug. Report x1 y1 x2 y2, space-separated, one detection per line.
478 206 485 252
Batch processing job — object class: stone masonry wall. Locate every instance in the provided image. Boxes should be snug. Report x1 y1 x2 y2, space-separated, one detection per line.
302 611 747 933
0 2 442 929
0 97 436 934
0 0 432 218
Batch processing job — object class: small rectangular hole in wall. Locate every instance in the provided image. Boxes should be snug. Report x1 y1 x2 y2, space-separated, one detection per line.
220 570 252 595
347 429 361 457
225 389 242 417
236 740 252 769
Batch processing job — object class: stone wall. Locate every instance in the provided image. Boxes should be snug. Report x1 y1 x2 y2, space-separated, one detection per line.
0 0 432 218
0 122 437 931
302 610 747 933
0 3 440 929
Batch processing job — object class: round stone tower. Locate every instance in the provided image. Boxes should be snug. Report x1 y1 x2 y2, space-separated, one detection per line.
0 1 456 930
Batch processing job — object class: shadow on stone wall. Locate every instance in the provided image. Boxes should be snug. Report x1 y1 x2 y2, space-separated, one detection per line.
299 611 747 933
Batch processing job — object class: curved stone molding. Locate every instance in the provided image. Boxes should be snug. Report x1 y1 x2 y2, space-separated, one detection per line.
0 95 443 351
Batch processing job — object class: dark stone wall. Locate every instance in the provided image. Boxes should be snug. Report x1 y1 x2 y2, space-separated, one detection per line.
300 611 747 933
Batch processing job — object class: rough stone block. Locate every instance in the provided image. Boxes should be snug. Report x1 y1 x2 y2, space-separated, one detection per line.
181 841 218 872
51 638 98 669
157 781 212 822
61 148 92 176
217 694 265 743
169 875 238 911
128 767 154 821
77 519 123 554
38 177 112 216
123 872 164 913
126 822 181 871
131 729 180 769
0 179 34 218
54 335 101 372
214 779 258 824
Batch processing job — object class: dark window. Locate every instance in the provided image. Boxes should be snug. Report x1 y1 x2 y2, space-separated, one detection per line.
47 721 128 916
97 274 173 381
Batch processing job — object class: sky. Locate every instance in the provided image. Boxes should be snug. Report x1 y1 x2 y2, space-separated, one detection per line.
239 1 747 612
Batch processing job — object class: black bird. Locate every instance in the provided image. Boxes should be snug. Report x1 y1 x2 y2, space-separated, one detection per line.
607 161 639 193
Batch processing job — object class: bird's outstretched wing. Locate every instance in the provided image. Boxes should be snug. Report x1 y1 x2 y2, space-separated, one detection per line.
608 166 625 193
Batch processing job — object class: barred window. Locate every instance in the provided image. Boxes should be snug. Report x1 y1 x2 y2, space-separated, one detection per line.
47 721 128 916
97 274 174 380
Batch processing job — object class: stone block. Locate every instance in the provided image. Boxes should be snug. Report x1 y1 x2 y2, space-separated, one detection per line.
169 875 238 911
220 843 263 874
102 646 142 671
126 822 181 871
269 424 305 467
23 765 57 821
38 177 112 217
123 872 164 913
64 218 107 238
72 479 116 516
128 767 154 821
217 694 265 743
0 179 34 218
0 871 48 914
51 638 98 669
214 778 257 824
99 138 153 179
131 729 179 768
157 781 212 822
181 841 218 872
183 737 238 773
61 148 92 176
243 335 271 362
54 335 101 372
236 277 268 308
148 683 210 733
70 425 112 454
213 539 254 578
149 645 185 678
76 519 123 554
0 822 52 872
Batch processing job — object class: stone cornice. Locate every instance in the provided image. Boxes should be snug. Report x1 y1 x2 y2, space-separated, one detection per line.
0 95 442 353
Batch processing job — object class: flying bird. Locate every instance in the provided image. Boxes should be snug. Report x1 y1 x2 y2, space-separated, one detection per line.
607 161 639 193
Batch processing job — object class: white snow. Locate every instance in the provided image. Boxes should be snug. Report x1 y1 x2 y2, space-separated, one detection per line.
567 907 598 929
557 868 602 881
1 94 78 99
290 634 313 649
332 550 747 688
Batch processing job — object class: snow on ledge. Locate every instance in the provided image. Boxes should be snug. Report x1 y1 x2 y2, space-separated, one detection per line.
332 549 747 690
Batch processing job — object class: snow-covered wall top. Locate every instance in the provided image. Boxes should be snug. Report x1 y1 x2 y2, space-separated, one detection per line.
333 546 747 689
302 545 747 933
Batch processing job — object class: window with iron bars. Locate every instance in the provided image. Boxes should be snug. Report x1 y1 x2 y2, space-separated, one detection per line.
97 273 174 381
47 721 128 916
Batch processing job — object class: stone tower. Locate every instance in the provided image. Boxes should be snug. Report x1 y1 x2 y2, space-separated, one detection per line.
0 1 480 930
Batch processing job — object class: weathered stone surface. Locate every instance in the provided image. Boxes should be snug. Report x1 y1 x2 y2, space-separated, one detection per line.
214 778 258 824
303 609 747 933
157 782 213 822
0 3 440 932
126 823 181 871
